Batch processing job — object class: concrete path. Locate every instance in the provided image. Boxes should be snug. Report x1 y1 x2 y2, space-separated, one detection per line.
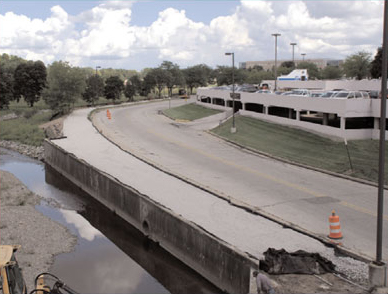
53 106 368 282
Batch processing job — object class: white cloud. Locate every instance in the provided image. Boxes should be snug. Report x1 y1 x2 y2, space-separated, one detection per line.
0 1 384 69
60 209 103 241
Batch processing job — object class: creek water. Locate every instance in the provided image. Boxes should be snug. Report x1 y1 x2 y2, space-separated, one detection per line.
0 148 222 294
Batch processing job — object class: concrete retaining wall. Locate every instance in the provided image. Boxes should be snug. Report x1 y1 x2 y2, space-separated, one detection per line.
44 140 256 293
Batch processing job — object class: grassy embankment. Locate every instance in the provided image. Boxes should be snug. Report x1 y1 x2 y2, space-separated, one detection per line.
163 103 221 121
166 103 388 185
0 95 145 146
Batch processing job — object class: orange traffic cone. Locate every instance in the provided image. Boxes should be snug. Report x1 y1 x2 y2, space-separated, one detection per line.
328 210 343 240
107 109 111 120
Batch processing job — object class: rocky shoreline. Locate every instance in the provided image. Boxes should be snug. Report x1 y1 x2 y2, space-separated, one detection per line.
0 169 76 292
0 140 45 161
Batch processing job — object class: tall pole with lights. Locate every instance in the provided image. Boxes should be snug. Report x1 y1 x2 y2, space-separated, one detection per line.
368 0 388 289
225 52 236 133
290 42 297 66
272 33 281 91
95 66 101 76
301 53 306 61
377 0 388 268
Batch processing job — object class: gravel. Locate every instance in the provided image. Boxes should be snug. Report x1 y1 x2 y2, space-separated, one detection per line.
0 140 44 161
0 170 76 292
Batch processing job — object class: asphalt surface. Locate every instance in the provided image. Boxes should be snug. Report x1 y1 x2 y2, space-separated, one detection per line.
92 98 388 263
51 103 374 282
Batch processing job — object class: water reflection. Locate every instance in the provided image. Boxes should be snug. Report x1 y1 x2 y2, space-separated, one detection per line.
0 148 84 210
0 148 222 293
60 209 103 241
46 164 223 294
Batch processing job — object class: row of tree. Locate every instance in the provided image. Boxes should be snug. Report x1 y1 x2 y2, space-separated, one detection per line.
0 48 385 112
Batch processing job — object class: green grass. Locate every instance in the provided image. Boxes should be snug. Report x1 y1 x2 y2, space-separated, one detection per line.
211 116 387 184
163 103 221 121
0 111 51 146
0 95 150 146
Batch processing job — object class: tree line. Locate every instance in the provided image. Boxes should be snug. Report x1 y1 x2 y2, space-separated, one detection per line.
0 48 384 112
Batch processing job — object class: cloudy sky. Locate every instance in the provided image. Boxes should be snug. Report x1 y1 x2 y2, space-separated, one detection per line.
0 0 384 71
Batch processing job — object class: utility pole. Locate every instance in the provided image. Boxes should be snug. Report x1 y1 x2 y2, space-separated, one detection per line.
225 52 236 133
290 43 297 66
272 33 281 91
369 0 387 289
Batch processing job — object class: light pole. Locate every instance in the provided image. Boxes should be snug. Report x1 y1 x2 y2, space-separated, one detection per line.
225 52 236 133
290 42 297 66
301 53 306 61
369 0 388 288
377 0 388 269
95 66 101 75
272 33 281 91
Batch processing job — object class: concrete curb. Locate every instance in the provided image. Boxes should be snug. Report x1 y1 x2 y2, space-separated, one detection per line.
90 107 375 264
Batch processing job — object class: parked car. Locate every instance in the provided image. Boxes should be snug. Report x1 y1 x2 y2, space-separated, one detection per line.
367 90 379 99
236 84 258 93
320 91 339 98
333 91 370 99
310 92 323 97
256 89 273 94
282 89 311 97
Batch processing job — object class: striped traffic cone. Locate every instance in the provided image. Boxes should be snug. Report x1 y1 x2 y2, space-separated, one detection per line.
328 210 343 241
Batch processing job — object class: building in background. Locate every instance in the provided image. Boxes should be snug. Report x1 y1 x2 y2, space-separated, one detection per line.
239 59 343 70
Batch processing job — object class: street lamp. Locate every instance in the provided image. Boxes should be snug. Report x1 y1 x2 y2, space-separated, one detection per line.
290 42 297 66
225 52 236 133
376 0 388 271
301 53 306 61
272 33 281 91
95 66 101 75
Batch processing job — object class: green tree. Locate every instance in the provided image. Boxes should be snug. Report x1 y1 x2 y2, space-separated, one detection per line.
245 69 273 84
215 66 247 86
144 68 168 98
43 61 86 114
296 62 320 80
160 61 185 97
124 82 136 102
370 47 384 79
142 71 157 96
129 75 142 93
13 60 47 107
104 76 124 102
124 75 142 101
0 70 14 109
343 51 371 80
321 66 343 80
183 64 212 94
82 75 104 105
276 66 293 76
281 61 295 68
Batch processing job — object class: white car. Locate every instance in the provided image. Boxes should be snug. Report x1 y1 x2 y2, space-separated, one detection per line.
255 89 273 94
333 91 370 99
320 91 339 98
282 89 311 97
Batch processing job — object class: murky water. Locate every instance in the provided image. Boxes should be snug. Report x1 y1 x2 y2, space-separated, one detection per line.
0 148 222 294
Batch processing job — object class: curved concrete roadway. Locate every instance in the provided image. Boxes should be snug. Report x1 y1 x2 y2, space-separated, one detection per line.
93 98 388 263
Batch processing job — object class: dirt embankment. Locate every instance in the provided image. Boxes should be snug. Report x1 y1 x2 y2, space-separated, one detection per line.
0 170 76 292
